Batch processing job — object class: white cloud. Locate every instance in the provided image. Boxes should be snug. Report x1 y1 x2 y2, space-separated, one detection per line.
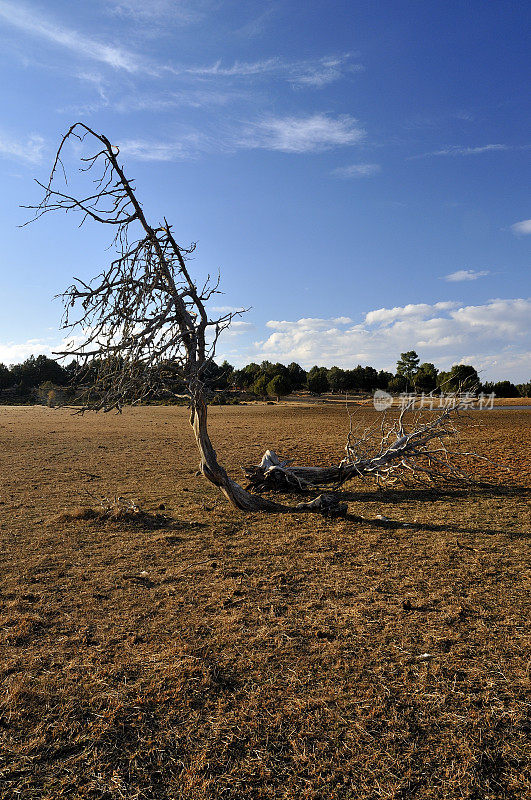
117 133 211 161
211 305 245 314
265 316 353 331
443 269 490 282
110 113 365 161
239 114 365 154
0 0 144 72
220 321 254 338
76 71 109 101
431 144 509 156
412 144 511 159
0 1 360 86
510 219 531 236
3 301 530 381
0 338 56 364
253 299 531 381
172 53 362 88
0 131 44 164
106 0 200 23
451 298 530 337
181 57 281 78
289 55 364 88
364 302 458 325
332 163 380 178
114 88 239 113
0 330 103 365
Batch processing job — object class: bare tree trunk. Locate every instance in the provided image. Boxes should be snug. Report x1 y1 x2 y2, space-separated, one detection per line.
28 125 482 518
190 399 346 514
190 398 280 510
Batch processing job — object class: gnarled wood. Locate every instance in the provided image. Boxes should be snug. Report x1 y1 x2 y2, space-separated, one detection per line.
29 124 481 517
26 124 336 515
244 402 475 493
191 399 346 514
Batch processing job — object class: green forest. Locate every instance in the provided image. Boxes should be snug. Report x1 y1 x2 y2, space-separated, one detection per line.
0 351 528 405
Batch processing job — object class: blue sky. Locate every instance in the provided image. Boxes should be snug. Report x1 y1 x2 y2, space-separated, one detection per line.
0 0 529 380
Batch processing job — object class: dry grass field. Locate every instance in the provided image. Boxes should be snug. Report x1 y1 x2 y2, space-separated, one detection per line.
0 403 529 799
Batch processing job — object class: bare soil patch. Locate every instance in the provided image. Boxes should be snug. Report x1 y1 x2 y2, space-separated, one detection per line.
0 404 529 799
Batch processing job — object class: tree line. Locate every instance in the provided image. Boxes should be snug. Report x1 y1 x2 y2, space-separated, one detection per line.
0 350 529 403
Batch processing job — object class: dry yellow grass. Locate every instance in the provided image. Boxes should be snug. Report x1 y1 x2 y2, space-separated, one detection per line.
0 404 529 799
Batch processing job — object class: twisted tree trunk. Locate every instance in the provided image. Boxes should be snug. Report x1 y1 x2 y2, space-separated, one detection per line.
190 399 347 514
30 124 478 518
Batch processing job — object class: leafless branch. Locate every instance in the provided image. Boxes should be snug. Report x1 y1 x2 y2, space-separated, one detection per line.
28 123 347 515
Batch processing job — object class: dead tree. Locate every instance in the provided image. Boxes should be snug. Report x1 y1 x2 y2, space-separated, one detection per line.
244 400 479 493
27 124 481 515
26 123 349 513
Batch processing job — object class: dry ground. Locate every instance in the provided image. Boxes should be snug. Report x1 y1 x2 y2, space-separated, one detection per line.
0 403 529 800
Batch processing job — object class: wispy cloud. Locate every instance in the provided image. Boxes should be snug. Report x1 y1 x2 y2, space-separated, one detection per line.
239 114 365 154
443 269 490 282
289 55 364 88
105 0 201 23
254 299 531 380
265 316 353 331
235 6 276 38
60 82 244 116
180 57 280 78
403 109 475 131
0 130 45 164
114 88 240 113
332 163 380 178
510 219 531 236
105 114 365 161
117 133 211 161
174 53 362 88
0 0 145 72
411 143 517 159
221 320 255 338
76 71 109 101
211 305 245 314
0 0 361 105
57 71 111 115
431 144 509 156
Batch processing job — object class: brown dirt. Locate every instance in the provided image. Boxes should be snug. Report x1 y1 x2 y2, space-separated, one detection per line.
0 404 530 799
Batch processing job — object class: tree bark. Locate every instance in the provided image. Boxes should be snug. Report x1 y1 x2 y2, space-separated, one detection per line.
242 408 467 493
190 399 346 515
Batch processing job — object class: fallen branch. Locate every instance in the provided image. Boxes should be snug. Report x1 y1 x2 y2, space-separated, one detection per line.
243 400 481 493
